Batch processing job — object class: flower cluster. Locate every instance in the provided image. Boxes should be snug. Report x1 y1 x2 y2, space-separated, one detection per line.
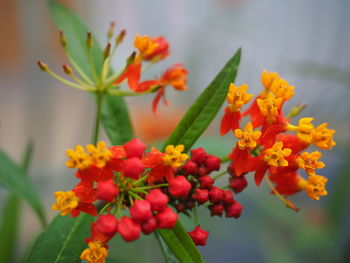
220 70 336 211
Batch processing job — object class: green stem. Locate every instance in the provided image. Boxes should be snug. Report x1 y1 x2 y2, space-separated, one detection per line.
46 68 90 91
132 188 148 195
129 191 143 200
65 51 94 85
132 174 149 186
92 92 104 145
99 202 111 214
212 170 228 180
88 47 98 83
114 194 124 216
136 184 168 190
193 205 199 227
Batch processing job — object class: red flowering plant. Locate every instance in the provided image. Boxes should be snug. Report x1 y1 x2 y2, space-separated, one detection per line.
22 2 335 263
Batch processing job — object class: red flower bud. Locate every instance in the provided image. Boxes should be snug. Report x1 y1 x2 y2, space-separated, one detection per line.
96 180 119 202
223 190 234 205
192 189 209 204
190 148 208 164
124 138 146 159
169 176 192 198
226 201 243 218
146 189 169 212
208 186 224 203
205 155 221 173
209 204 224 217
175 203 186 213
96 214 118 236
188 226 209 246
141 216 157 235
182 160 198 175
156 207 178 228
199 175 214 189
198 166 208 177
229 176 248 193
130 200 152 222
123 157 145 179
118 216 141 242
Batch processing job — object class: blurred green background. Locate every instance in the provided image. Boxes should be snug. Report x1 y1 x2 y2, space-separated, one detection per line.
0 0 349 262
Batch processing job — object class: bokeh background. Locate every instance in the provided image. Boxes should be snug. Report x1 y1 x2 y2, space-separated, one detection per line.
1 0 350 262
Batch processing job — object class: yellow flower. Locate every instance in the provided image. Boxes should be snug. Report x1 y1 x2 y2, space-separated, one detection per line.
226 83 253 112
134 35 158 59
163 145 188 168
81 241 108 263
269 78 294 101
296 151 325 176
52 191 79 216
287 118 315 144
313 123 336 150
261 70 280 91
234 122 262 150
66 145 92 170
257 93 283 123
86 141 112 168
264 141 292 167
298 175 328 200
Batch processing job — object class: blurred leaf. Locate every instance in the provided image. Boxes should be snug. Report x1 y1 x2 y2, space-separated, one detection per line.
0 195 20 263
102 94 134 145
163 48 241 151
25 214 95 263
157 221 204 263
327 150 350 226
154 231 179 263
0 150 46 226
48 0 134 145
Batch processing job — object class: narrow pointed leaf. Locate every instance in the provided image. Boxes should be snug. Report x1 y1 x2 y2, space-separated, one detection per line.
0 150 46 226
48 0 133 145
25 214 95 263
163 49 241 151
157 222 204 263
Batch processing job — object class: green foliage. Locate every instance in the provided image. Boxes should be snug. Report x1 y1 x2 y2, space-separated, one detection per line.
157 222 204 263
163 48 241 151
0 150 46 226
25 214 95 263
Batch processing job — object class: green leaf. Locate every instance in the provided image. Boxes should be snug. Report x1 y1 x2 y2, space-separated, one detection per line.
0 194 20 263
0 150 46 226
48 0 134 145
157 221 204 263
163 48 241 151
25 214 95 263
102 94 134 145
154 231 179 263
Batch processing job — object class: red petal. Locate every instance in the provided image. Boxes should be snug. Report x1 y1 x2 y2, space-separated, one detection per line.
254 166 268 186
137 80 160 92
152 87 165 113
77 203 98 216
220 108 239 135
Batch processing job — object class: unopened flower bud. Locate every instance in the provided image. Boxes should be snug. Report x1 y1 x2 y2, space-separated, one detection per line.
188 226 209 246
208 187 224 203
104 42 111 59
198 166 207 177
192 189 209 204
96 214 118 236
223 190 234 205
146 189 168 212
123 138 146 159
59 30 67 47
126 51 137 66
141 216 157 235
86 32 93 48
190 148 208 165
229 176 248 193
199 175 214 189
225 201 243 218
107 21 116 40
209 204 224 217
156 207 178 228
182 160 198 175
130 200 152 223
116 29 126 44
118 217 141 242
96 180 119 202
169 176 192 198
205 155 221 173
123 157 145 179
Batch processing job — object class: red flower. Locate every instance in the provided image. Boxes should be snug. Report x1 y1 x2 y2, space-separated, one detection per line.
189 226 209 246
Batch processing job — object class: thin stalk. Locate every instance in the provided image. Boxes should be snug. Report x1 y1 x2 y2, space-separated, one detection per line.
136 184 168 190
46 69 88 91
131 188 148 195
88 47 98 83
99 202 111 214
193 205 199 227
66 51 94 85
114 194 124 216
128 194 134 206
129 191 143 200
92 92 104 145
212 170 228 181
69 73 95 91
132 174 148 186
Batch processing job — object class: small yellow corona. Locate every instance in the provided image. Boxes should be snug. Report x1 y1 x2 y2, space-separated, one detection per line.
134 35 158 59
298 175 328 200
52 191 79 216
264 141 292 167
66 145 92 170
257 93 283 123
313 123 336 150
234 122 262 150
226 83 253 112
296 151 325 176
80 241 108 263
86 141 112 168
163 145 188 168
